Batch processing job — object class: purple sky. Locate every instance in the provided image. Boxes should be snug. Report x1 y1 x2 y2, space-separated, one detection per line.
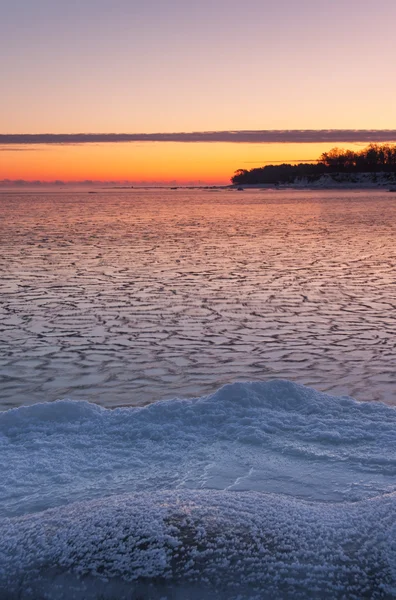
2 0 396 134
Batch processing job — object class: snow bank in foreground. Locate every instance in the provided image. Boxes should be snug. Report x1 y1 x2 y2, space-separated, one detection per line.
0 380 395 598
1 380 395 517
1 490 395 599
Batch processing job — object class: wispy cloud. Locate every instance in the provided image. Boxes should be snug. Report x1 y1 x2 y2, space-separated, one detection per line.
0 146 43 151
1 130 396 145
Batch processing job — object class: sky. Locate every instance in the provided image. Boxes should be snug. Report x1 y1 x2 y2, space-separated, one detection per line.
1 0 396 183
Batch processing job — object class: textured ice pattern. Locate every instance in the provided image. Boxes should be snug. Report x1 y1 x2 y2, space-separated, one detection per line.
1 189 396 408
1 380 396 598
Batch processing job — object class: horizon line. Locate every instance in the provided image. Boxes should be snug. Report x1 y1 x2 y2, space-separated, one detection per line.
2 130 396 145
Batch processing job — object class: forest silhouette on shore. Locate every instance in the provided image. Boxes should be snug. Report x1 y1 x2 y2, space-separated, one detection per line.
231 144 396 185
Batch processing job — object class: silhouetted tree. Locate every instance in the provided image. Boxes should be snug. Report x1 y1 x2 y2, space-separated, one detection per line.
232 144 396 184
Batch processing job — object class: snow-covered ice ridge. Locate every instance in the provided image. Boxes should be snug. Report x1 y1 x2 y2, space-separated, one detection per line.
1 380 396 599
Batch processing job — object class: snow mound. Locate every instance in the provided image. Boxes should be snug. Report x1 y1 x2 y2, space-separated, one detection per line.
1 381 395 517
0 490 395 599
1 380 396 598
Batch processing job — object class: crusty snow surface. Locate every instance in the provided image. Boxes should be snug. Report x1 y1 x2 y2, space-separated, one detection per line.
0 380 395 599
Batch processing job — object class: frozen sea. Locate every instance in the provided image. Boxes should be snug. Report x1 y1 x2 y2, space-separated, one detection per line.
0 188 396 599
1 188 395 408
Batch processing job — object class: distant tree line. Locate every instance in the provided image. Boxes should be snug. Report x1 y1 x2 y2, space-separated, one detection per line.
231 144 396 185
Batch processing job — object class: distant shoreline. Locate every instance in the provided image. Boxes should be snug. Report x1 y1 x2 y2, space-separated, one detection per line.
0 180 395 192
235 178 396 190
232 172 396 191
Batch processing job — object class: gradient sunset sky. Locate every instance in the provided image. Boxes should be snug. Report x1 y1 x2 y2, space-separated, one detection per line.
1 0 396 183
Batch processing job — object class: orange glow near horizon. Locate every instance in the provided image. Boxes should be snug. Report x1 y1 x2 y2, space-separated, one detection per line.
0 142 366 184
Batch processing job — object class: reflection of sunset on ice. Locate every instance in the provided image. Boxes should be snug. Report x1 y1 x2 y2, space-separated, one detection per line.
1 188 395 406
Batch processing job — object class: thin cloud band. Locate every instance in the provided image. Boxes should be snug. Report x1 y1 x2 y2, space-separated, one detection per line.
1 130 396 145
